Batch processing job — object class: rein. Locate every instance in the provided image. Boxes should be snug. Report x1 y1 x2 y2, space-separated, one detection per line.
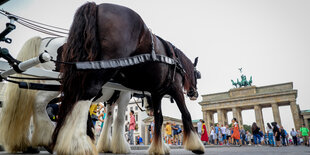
0 10 69 37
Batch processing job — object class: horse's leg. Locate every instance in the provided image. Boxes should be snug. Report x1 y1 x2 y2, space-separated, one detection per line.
111 91 131 154
0 83 39 153
147 95 170 154
31 90 58 153
97 103 115 153
170 88 204 154
54 99 97 155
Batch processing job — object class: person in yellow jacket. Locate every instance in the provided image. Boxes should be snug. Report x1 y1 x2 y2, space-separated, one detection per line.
165 122 172 144
89 102 104 126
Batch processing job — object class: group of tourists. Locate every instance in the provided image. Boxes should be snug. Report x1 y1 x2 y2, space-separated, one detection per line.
197 118 243 146
264 122 310 147
164 122 183 145
89 103 138 145
198 119 310 147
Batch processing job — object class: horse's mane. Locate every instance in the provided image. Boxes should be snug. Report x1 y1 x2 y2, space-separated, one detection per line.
52 2 99 146
172 46 194 91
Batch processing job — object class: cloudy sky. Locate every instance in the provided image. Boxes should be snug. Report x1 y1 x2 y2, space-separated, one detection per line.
1 0 309 132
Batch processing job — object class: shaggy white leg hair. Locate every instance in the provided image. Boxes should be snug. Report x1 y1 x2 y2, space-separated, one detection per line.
31 91 58 147
54 100 97 155
148 135 170 154
0 83 36 153
97 104 115 153
111 92 131 154
184 131 205 153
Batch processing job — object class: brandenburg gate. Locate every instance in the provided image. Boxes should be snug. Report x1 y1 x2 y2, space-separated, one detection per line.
199 82 302 134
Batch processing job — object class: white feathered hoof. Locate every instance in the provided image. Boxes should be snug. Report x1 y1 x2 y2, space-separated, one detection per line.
97 136 112 153
147 140 170 155
184 131 205 154
111 137 130 154
55 136 97 155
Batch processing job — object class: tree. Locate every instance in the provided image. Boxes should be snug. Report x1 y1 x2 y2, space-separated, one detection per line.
243 124 252 133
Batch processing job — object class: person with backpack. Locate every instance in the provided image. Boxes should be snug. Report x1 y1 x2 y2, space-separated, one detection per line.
280 126 287 146
271 122 281 147
171 122 180 145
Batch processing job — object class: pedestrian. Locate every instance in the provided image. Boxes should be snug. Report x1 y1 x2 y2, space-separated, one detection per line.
300 124 309 146
137 135 143 145
260 130 265 145
150 120 154 143
220 124 227 145
177 125 182 145
290 128 297 145
98 107 106 133
215 124 219 145
240 126 246 145
171 122 179 145
197 119 202 138
165 122 172 144
128 110 136 145
210 126 215 145
89 103 99 126
252 122 261 146
218 131 223 145
280 126 287 146
225 125 231 145
201 120 209 145
297 129 302 145
271 122 281 147
231 118 241 146
246 130 252 145
266 123 274 146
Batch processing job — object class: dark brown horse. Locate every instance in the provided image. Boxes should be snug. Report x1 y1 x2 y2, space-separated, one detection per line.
52 2 204 154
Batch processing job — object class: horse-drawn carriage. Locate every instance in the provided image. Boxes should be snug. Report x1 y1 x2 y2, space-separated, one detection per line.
0 2 203 155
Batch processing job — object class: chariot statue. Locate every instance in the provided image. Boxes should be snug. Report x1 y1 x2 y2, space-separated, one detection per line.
231 68 252 88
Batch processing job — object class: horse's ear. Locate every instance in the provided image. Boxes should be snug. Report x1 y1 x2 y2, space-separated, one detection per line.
193 57 199 67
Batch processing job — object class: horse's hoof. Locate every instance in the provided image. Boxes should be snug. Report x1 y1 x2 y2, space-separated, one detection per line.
0 145 4 151
192 150 204 154
44 146 54 154
23 147 40 154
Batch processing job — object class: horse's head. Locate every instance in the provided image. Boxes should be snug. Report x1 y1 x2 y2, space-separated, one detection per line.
170 45 201 100
186 57 201 100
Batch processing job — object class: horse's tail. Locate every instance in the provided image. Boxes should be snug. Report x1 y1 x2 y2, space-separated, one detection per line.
0 36 42 152
52 2 99 147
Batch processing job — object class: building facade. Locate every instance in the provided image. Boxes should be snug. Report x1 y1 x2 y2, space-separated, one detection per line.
118 99 148 145
301 110 310 129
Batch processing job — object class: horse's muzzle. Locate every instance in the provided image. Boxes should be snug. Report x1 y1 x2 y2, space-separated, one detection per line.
190 96 198 101
187 90 199 100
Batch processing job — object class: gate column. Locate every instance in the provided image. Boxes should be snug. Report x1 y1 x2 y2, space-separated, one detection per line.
290 100 301 130
271 102 282 126
232 107 243 127
254 105 265 133
217 109 224 126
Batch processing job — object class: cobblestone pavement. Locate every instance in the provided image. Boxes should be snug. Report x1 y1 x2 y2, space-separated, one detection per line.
0 145 309 154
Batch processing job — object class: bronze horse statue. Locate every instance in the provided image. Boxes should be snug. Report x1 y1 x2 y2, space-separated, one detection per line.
52 2 203 154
